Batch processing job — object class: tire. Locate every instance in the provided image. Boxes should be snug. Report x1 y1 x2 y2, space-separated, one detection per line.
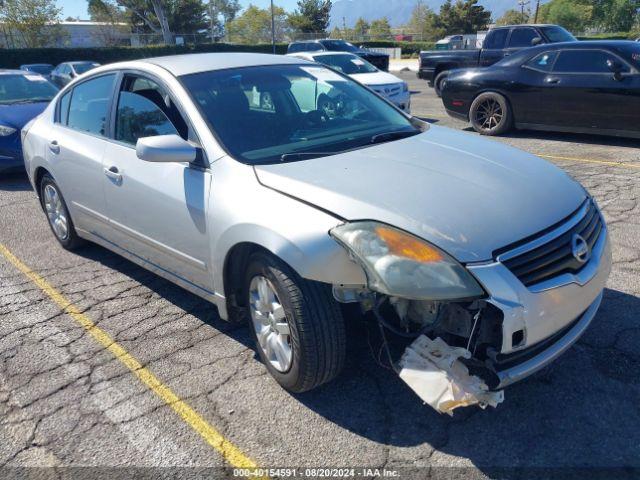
243 252 346 393
469 92 513 136
40 174 84 250
434 71 449 97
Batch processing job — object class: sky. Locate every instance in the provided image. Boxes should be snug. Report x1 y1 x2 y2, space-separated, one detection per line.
58 0 301 20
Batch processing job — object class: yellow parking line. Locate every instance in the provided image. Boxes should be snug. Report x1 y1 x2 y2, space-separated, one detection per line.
0 243 259 471
537 154 640 169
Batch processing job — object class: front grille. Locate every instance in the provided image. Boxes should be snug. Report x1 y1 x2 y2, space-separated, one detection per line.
501 200 603 287
371 83 402 97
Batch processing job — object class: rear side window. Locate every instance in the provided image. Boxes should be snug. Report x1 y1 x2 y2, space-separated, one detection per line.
306 42 323 51
288 43 304 53
484 29 508 49
508 28 540 48
66 74 116 136
523 51 558 72
553 50 630 73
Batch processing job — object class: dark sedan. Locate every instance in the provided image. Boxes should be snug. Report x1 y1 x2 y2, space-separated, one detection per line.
441 41 640 138
287 39 390 71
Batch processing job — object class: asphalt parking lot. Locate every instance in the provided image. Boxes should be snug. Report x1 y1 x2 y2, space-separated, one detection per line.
1 70 639 478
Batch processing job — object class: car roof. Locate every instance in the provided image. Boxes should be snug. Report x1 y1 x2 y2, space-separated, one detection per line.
496 40 639 66
141 52 308 76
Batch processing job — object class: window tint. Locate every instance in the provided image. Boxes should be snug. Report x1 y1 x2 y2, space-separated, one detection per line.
484 29 508 49
67 74 115 136
553 50 630 73
288 43 304 53
58 90 71 124
306 42 323 51
524 51 558 71
115 92 178 145
115 75 186 145
508 28 540 48
540 26 576 43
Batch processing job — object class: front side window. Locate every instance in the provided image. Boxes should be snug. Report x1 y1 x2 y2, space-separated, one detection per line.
540 26 576 43
553 50 630 73
181 64 419 164
115 75 187 146
523 51 558 72
314 54 378 74
0 74 58 105
66 74 116 136
508 28 540 48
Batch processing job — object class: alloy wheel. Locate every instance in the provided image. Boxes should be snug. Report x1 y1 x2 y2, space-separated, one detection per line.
475 98 504 131
43 184 69 241
249 275 293 372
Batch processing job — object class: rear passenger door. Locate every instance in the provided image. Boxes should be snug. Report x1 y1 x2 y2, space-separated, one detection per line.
101 73 213 292
47 73 117 237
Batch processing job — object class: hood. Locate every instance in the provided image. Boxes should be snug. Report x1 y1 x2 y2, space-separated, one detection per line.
0 102 48 129
351 71 404 86
254 125 586 262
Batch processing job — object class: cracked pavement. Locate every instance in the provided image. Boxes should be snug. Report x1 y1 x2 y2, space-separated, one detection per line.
0 72 639 478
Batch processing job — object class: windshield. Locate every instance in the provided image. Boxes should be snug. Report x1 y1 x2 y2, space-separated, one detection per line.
320 40 359 52
0 75 58 105
24 65 53 74
313 54 378 74
180 64 419 164
619 43 640 69
540 26 576 43
73 62 99 74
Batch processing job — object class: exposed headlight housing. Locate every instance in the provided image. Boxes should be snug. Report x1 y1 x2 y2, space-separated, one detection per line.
330 222 484 300
0 125 17 136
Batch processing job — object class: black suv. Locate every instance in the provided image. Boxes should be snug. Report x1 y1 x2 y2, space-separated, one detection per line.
287 39 390 71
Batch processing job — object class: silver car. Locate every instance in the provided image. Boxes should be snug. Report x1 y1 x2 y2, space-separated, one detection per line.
22 53 610 407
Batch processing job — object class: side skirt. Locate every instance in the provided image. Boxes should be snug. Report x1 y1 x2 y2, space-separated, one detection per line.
515 122 640 140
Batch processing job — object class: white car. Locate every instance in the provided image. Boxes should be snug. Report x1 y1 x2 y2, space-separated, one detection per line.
288 51 411 112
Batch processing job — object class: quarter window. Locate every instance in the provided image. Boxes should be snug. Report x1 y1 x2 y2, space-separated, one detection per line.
66 74 116 136
58 90 71 124
524 51 558 72
114 75 187 146
553 50 630 73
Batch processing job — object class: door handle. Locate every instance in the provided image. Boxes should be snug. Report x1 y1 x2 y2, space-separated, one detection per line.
545 77 561 84
49 140 60 154
104 166 122 183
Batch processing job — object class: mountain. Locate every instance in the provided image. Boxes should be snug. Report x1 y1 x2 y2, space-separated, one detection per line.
329 0 538 29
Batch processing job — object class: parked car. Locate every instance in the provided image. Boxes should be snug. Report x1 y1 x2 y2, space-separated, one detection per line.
418 24 576 96
287 39 390 71
442 41 640 138
287 51 410 112
22 53 610 407
20 64 54 77
50 61 100 87
0 70 58 173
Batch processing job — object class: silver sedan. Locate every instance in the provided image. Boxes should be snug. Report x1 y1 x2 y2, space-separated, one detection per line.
22 53 610 409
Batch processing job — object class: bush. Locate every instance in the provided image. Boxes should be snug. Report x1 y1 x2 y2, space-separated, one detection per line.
0 43 290 69
577 32 636 41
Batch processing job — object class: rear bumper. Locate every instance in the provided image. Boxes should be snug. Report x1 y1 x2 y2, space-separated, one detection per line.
417 67 435 82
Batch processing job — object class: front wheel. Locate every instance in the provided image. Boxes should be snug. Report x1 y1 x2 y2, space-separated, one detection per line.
243 252 346 393
469 92 513 136
433 71 449 97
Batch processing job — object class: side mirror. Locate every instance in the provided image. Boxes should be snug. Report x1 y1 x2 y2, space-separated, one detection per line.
531 37 542 46
136 134 197 163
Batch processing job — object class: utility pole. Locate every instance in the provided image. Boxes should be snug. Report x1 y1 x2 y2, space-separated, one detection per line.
518 0 530 22
533 0 541 23
209 0 215 43
270 0 276 54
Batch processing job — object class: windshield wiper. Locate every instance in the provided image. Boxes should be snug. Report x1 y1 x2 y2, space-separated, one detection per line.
280 151 340 162
370 130 419 144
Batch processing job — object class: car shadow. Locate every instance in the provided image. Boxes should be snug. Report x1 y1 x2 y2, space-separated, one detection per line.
0 171 31 191
501 129 640 149
68 244 640 470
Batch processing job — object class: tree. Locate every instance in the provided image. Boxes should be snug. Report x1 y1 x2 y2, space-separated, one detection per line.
537 0 593 33
406 1 445 41
438 0 491 35
495 8 530 25
226 4 290 43
369 17 391 39
207 0 241 40
591 0 640 32
0 0 66 47
288 0 331 35
353 17 369 39
88 0 130 46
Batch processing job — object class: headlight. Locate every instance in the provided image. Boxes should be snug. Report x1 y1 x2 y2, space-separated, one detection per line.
0 125 17 136
402 82 409 93
330 222 484 300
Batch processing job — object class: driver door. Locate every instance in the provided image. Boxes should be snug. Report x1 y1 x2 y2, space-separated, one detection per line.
102 73 213 292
